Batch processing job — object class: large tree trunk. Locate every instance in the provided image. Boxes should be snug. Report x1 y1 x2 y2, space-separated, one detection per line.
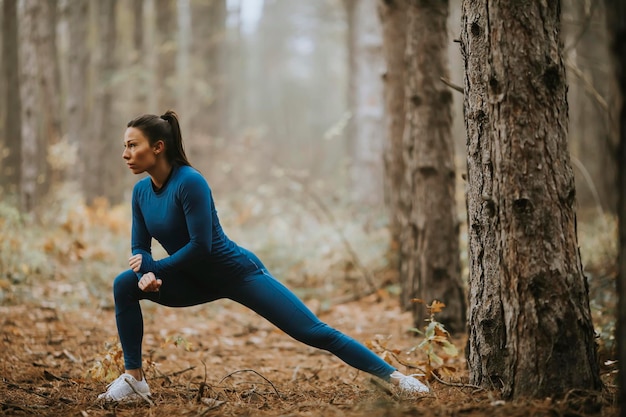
400 0 465 334
18 0 41 213
606 0 626 411
344 0 385 207
378 0 408 249
2 0 22 197
64 0 89 185
461 1 601 398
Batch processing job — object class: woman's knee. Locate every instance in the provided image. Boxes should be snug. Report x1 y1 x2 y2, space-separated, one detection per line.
113 270 139 302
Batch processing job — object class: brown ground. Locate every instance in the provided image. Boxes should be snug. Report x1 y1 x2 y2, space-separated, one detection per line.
0 291 619 417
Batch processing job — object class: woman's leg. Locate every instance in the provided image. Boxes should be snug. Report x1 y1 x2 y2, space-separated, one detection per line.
112 270 223 371
222 269 397 380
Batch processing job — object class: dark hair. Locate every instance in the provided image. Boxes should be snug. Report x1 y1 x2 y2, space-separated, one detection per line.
127 110 191 166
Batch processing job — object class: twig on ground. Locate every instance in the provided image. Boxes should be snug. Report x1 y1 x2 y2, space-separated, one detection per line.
152 365 196 379
430 372 484 391
218 369 281 398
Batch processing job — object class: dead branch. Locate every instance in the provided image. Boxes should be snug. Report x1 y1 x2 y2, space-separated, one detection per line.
283 173 380 298
152 365 196 379
440 77 464 94
218 369 281 398
565 57 609 112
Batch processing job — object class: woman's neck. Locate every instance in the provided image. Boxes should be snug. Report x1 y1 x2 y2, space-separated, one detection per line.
148 159 173 190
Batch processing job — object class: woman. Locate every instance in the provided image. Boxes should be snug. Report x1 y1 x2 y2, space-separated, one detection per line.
98 110 429 401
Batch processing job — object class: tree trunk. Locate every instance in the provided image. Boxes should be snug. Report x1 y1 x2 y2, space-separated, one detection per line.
569 1 617 215
2 0 22 197
461 1 601 398
176 0 191 129
606 0 626 412
400 0 465 334
155 0 177 112
38 0 63 190
378 0 407 249
344 0 385 207
87 0 119 203
64 0 89 185
18 0 42 213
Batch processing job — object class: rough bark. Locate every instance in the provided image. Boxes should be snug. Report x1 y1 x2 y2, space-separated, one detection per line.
606 0 626 412
2 0 22 196
17 0 41 213
378 0 408 250
461 0 601 398
64 0 89 183
344 0 386 207
400 0 465 334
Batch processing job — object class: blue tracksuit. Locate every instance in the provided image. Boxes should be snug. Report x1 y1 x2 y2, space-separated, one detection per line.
113 164 396 379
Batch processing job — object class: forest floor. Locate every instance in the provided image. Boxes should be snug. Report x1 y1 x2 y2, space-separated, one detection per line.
0 289 619 417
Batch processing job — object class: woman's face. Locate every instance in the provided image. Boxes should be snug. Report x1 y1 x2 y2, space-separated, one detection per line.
123 127 159 174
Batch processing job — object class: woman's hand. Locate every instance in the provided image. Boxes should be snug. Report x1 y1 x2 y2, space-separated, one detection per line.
138 272 162 292
129 254 143 272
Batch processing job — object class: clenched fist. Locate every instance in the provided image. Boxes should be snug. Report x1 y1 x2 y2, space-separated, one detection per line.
138 272 162 292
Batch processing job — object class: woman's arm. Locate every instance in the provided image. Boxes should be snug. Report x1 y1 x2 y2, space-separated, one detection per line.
131 187 153 279
137 172 213 275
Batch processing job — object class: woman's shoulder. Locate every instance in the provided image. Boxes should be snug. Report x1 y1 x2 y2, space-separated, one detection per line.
175 165 210 189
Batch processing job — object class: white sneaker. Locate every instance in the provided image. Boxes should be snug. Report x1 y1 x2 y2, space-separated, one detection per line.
97 373 151 402
390 371 429 394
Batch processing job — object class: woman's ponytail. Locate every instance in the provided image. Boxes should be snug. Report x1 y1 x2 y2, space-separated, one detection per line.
160 110 191 166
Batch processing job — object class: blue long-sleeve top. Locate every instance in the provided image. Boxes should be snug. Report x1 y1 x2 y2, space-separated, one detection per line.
131 165 258 279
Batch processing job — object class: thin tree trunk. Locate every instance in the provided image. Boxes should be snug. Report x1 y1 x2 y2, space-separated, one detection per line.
378 0 408 251
155 0 176 112
462 0 601 398
2 0 22 196
606 0 626 412
38 0 63 189
87 0 118 203
65 0 89 186
18 0 41 213
400 0 465 334
344 0 385 207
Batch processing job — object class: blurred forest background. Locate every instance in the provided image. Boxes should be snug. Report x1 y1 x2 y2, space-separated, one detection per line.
0 0 619 362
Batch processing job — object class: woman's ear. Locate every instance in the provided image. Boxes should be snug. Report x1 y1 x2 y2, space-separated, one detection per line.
153 140 165 155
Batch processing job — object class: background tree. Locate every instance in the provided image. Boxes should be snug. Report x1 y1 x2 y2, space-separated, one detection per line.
17 0 41 213
38 0 63 190
461 0 601 398
1 0 22 197
343 0 385 207
378 0 407 249
564 0 617 216
606 0 626 411
155 0 177 113
87 0 120 204
399 0 465 333
64 0 89 185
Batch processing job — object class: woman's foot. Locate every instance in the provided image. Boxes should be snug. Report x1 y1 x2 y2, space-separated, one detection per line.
97 373 151 402
389 371 429 394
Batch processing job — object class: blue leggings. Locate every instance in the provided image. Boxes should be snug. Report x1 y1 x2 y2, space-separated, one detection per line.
112 266 396 380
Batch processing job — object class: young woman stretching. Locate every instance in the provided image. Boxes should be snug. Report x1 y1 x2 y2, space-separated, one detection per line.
97 110 429 401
